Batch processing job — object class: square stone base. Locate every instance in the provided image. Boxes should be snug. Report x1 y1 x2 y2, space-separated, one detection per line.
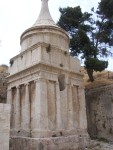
10 134 90 150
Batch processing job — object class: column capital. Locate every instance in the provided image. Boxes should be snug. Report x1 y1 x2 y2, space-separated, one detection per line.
24 83 29 86
34 79 38 84
66 83 71 86
78 86 85 90
55 81 59 85
7 88 12 92
34 78 47 83
72 84 79 87
16 85 20 89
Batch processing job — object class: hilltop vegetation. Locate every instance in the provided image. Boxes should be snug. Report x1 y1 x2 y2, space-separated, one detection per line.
81 67 113 89
0 64 8 73
0 64 9 103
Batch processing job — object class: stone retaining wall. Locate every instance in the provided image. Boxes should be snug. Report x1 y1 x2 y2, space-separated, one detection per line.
85 84 113 141
0 104 10 150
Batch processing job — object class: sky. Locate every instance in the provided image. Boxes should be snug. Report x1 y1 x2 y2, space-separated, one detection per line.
1 0 112 70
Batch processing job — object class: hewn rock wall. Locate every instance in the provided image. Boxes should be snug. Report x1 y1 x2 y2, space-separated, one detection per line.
10 135 90 150
85 84 113 141
9 136 113 150
0 104 10 150
88 140 113 150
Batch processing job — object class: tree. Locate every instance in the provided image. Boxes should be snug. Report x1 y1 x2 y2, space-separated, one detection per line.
57 4 113 82
99 0 113 20
96 0 113 50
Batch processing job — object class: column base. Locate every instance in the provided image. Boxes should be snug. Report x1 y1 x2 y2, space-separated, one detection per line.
31 128 88 138
10 128 88 139
10 134 90 150
10 129 31 137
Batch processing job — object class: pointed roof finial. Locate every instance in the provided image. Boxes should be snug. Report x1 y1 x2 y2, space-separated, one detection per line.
33 0 56 26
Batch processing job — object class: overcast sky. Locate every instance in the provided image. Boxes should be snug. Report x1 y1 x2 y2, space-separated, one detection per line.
1 0 112 70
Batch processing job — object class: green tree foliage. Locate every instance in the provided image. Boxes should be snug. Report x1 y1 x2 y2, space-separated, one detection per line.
98 0 113 19
57 2 113 82
97 0 113 48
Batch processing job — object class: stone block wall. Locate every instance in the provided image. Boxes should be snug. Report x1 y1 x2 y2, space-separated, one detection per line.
10 135 90 150
85 84 113 141
0 104 11 150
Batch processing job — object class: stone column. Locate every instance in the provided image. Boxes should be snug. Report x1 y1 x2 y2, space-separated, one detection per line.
15 86 20 130
56 82 62 130
22 83 30 131
78 86 87 131
7 88 12 129
7 88 12 104
60 85 68 129
67 83 74 130
32 78 48 137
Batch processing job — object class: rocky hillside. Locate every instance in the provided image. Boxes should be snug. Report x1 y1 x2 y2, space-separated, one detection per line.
0 65 9 103
80 67 113 89
83 67 113 142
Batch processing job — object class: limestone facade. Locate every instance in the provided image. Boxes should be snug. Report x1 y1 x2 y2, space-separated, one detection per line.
0 104 10 150
8 57 87 138
7 0 88 139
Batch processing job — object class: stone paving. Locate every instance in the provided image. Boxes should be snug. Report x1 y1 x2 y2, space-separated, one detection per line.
88 140 113 150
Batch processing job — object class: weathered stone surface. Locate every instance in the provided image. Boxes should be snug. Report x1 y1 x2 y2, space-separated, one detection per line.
0 104 11 150
7 0 87 139
86 84 113 141
10 136 113 150
89 140 113 150
33 0 56 26
10 134 90 150
6 0 90 150
6 0 113 147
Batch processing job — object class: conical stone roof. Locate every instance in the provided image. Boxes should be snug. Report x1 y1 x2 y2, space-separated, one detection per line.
33 0 57 27
20 0 69 52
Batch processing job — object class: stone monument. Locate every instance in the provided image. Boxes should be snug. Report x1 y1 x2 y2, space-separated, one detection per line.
7 0 89 149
